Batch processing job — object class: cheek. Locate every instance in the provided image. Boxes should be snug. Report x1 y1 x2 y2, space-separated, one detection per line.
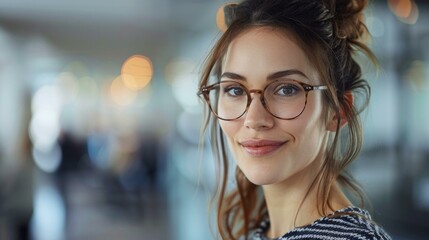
301 94 327 129
219 120 240 144
219 120 247 166
287 96 328 150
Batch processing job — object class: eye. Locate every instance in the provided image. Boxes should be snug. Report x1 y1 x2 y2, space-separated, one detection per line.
274 83 301 96
224 86 245 97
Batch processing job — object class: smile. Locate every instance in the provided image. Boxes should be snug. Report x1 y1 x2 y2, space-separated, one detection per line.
239 139 287 157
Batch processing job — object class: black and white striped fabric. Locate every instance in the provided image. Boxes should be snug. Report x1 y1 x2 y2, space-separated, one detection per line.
249 207 392 240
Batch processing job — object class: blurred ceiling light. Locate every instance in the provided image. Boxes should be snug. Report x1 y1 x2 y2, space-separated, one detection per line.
109 76 138 106
30 111 61 153
164 58 195 84
30 84 62 162
216 4 228 32
31 182 65 239
388 0 412 18
32 143 62 173
121 55 153 90
388 0 419 24
404 1 418 24
31 84 63 114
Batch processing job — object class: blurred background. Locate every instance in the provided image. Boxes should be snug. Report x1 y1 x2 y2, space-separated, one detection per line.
0 0 427 239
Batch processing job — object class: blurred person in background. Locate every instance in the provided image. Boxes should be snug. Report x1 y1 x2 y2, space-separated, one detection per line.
198 0 392 239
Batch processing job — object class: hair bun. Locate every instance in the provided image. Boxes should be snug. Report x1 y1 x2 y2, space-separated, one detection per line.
223 3 238 27
323 0 369 41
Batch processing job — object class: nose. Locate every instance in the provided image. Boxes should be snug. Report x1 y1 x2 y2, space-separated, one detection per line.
244 93 274 130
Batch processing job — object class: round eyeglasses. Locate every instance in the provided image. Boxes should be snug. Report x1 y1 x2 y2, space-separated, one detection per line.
198 79 328 121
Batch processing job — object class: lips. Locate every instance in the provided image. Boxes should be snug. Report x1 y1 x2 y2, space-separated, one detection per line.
239 139 287 157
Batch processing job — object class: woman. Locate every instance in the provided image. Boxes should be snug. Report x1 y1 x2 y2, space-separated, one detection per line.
198 0 392 239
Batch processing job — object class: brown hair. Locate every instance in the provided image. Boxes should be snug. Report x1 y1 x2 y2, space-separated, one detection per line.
198 0 377 239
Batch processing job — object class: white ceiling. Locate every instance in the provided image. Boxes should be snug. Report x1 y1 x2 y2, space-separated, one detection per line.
0 0 216 29
0 0 222 59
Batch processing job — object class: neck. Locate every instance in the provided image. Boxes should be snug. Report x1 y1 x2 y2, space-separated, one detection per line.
262 165 351 238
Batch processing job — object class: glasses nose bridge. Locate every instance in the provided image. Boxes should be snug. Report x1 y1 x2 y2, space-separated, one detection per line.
248 88 266 106
249 89 263 94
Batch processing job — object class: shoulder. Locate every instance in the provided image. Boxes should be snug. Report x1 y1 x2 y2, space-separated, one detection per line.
250 207 392 240
286 207 392 240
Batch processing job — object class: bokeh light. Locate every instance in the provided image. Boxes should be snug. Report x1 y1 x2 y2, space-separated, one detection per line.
216 4 228 32
30 110 61 153
109 76 138 106
388 0 412 18
388 0 419 24
32 143 62 173
31 84 63 115
121 55 153 91
30 85 62 153
31 183 66 240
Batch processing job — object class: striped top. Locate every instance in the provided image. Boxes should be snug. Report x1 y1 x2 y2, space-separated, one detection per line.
249 207 392 240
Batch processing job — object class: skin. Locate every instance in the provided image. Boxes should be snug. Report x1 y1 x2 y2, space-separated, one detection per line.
219 27 351 238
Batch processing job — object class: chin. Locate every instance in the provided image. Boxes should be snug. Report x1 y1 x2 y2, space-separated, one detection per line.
241 169 279 186
247 176 277 186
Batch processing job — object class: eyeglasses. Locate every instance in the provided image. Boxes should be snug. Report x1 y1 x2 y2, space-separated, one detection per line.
198 79 328 121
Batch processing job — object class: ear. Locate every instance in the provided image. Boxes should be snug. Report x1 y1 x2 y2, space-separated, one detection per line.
327 91 354 132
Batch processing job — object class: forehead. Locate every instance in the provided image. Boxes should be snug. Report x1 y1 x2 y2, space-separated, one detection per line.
222 27 319 84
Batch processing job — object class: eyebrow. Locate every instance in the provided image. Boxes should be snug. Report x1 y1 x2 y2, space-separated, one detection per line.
220 69 309 81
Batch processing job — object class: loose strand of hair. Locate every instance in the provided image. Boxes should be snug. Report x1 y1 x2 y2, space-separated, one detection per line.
217 130 232 239
236 169 249 239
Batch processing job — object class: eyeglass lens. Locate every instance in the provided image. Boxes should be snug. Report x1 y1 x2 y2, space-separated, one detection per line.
207 80 308 120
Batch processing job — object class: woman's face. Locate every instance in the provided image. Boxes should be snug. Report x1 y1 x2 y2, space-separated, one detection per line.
219 27 330 186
